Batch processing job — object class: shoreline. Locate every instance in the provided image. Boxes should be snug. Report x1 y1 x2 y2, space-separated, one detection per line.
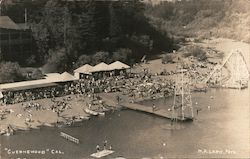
1 37 249 136
0 87 185 135
0 93 119 135
0 88 172 135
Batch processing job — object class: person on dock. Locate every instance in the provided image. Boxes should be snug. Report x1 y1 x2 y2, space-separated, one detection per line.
96 144 100 152
103 140 108 150
196 109 199 115
109 145 112 150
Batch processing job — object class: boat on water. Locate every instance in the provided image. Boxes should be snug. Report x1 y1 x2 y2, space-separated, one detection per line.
1 125 14 136
84 108 99 116
84 108 105 116
98 112 105 116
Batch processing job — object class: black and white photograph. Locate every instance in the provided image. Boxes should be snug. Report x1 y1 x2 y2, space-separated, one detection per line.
0 0 249 158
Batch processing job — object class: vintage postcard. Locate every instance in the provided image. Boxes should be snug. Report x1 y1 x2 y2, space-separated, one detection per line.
0 0 249 159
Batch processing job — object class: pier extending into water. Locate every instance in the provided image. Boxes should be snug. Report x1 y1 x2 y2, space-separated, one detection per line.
121 102 192 121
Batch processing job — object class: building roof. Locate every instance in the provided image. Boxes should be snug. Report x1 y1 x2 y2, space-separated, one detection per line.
17 23 29 30
90 62 110 73
45 73 61 79
108 61 130 70
0 16 20 30
0 79 58 92
45 72 76 82
74 64 93 74
59 72 77 82
0 72 76 92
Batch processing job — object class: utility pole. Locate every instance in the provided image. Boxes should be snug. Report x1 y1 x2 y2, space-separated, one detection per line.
0 0 3 61
24 8 27 29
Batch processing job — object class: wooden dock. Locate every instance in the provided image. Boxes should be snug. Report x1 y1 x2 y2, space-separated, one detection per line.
60 132 79 144
121 102 192 121
90 149 114 158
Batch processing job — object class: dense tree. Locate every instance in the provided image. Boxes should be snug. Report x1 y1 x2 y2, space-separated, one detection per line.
109 3 121 37
112 48 132 63
144 0 250 43
42 48 68 73
0 62 25 84
191 47 207 61
2 0 174 72
31 69 44 80
162 54 174 64
92 51 110 65
74 54 92 69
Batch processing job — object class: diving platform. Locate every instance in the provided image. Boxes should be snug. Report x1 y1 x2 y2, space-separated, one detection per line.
90 149 114 158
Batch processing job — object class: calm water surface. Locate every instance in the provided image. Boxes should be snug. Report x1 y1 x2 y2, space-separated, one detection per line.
0 88 249 159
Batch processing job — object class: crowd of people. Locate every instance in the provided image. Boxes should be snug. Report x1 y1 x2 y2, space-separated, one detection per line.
1 71 177 106
50 98 72 117
0 66 205 108
0 60 219 109
1 86 64 105
0 62 220 137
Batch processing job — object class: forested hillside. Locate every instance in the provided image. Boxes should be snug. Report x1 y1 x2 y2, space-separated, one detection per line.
2 0 249 83
1 0 174 72
145 0 250 42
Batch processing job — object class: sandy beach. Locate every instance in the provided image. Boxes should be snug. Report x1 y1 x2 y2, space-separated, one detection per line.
0 38 249 135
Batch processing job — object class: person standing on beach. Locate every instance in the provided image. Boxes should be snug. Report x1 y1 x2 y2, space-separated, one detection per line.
57 110 60 117
116 95 120 105
152 103 156 112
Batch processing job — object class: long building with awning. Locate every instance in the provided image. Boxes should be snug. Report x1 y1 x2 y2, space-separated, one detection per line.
0 72 77 92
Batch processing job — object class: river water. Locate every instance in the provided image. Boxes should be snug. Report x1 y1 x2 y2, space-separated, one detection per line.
0 87 249 159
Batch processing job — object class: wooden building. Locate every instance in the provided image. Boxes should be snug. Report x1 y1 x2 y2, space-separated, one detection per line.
0 16 35 65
